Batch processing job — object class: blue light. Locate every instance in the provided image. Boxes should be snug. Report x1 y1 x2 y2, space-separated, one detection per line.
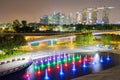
100 59 104 63
106 56 111 61
44 69 49 80
92 62 95 65
60 64 64 76
72 64 76 71
82 62 87 68
100 57 104 63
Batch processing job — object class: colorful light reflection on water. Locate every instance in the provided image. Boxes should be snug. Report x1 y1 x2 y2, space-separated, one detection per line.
23 53 112 80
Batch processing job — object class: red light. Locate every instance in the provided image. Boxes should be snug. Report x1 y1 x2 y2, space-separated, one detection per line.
64 62 68 67
78 59 82 64
56 64 60 69
72 61 75 65
89 56 93 61
25 72 30 78
48 66 51 72
85 58 88 62
36 70 41 75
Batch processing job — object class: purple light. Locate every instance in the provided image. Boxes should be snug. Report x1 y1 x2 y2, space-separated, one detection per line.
45 59 48 62
40 60 43 63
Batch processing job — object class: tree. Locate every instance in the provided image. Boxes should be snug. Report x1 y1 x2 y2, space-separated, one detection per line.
76 33 94 45
13 19 21 32
0 34 26 54
101 34 111 45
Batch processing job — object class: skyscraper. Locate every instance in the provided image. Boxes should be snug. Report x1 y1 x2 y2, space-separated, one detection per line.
92 9 98 24
76 12 82 24
82 9 87 24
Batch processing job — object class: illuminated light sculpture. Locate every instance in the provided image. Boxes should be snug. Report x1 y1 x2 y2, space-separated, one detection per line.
47 66 51 72
56 63 60 69
100 56 104 63
34 65 38 70
89 56 93 61
76 54 80 60
47 60 50 66
78 59 82 64
72 55 75 61
64 62 68 67
84 55 88 62
36 68 41 75
63 58 67 63
106 55 111 61
82 61 87 68
60 64 64 75
44 69 50 80
52 60 56 65
25 72 30 78
72 63 76 71
40 59 43 63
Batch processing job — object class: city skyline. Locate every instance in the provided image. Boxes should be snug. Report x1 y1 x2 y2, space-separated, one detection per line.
0 0 120 24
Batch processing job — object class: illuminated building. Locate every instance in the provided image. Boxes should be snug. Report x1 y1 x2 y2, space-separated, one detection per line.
82 9 87 24
76 12 82 24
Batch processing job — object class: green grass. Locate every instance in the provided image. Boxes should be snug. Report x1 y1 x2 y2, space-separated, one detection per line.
0 50 29 60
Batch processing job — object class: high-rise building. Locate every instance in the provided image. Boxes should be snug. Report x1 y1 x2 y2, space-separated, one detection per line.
92 9 98 24
52 11 60 24
97 6 114 24
66 13 74 25
82 9 87 24
102 7 109 24
86 8 93 24
76 12 82 24
40 15 48 24
60 13 66 25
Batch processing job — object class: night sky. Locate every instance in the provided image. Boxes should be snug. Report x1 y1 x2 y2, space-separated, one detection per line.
0 0 120 23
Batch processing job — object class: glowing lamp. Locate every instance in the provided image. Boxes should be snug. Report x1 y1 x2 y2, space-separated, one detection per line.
64 62 68 67
106 56 111 61
78 59 82 64
36 70 41 75
47 66 51 72
25 72 30 78
56 64 60 69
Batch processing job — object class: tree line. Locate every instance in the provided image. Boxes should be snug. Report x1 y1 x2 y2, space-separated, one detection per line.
0 34 26 54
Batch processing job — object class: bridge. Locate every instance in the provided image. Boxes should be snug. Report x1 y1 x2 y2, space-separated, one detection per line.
26 30 120 47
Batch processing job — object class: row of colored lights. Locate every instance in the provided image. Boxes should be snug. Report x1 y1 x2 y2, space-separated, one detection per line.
33 54 111 70
25 54 111 79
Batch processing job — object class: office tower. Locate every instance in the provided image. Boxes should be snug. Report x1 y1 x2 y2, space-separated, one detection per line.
76 12 82 24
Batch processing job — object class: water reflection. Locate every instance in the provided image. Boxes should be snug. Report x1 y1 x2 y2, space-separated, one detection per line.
23 52 112 80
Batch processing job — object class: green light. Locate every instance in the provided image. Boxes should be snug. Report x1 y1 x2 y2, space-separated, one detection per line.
68 57 71 61
34 65 38 70
40 63 45 68
58 60 61 64
52 61 56 65
47 62 50 66
76 55 80 60
63 58 67 62
72 55 75 61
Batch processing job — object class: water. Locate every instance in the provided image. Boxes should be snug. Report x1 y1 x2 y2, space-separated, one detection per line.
0 52 115 80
